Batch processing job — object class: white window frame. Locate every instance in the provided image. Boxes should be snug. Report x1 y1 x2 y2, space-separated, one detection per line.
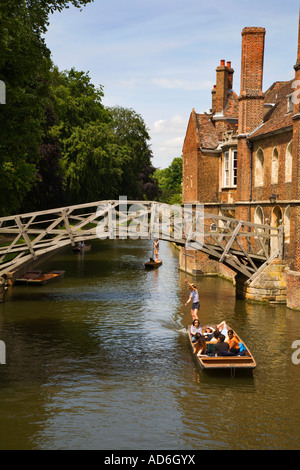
222 149 237 188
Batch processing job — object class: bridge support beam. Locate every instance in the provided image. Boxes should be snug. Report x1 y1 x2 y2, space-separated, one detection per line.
235 259 287 304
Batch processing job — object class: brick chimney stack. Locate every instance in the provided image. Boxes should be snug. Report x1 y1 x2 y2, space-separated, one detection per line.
236 27 265 219
211 85 216 113
293 10 300 114
238 27 266 134
227 61 234 90
213 60 234 114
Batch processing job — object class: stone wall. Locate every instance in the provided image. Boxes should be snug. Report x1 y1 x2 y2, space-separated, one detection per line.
286 270 300 309
236 259 286 303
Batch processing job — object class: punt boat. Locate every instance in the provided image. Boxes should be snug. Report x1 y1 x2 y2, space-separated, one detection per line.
27 270 65 286
188 324 256 371
15 270 42 285
144 258 162 269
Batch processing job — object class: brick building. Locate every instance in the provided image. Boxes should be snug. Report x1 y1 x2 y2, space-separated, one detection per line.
182 16 300 309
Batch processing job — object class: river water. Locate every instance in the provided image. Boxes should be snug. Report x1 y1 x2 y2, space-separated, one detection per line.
0 238 300 450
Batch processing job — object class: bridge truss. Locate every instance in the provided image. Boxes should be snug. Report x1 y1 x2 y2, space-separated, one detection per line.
0 200 284 284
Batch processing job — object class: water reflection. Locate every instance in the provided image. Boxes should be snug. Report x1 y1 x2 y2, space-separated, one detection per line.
0 239 300 449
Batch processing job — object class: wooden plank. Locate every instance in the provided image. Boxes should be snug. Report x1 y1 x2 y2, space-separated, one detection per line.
219 221 243 263
245 250 279 285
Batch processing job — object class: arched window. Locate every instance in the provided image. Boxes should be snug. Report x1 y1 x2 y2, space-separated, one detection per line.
254 206 264 233
271 205 282 228
271 147 278 185
254 206 264 225
284 205 290 244
285 141 293 183
271 205 283 254
255 148 264 186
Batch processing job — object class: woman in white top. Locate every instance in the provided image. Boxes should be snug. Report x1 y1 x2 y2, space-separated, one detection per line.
216 320 229 342
190 319 202 343
185 279 200 320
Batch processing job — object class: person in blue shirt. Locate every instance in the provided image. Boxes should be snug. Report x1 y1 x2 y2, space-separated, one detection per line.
185 279 200 320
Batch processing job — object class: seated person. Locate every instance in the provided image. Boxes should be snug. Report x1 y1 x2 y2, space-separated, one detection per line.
216 320 229 342
227 329 240 355
190 319 202 342
215 334 234 356
193 333 207 357
202 326 215 341
209 330 221 343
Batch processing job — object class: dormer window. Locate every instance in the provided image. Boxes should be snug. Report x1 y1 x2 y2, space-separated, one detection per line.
287 93 294 113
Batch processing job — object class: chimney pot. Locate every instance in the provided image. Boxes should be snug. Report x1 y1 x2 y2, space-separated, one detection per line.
227 61 231 68
220 59 225 66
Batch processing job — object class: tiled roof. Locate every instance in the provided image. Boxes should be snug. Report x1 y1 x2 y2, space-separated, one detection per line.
196 114 219 150
223 90 239 118
249 80 294 138
194 91 238 150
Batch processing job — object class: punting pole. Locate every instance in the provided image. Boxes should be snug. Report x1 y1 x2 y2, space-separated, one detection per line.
185 240 187 331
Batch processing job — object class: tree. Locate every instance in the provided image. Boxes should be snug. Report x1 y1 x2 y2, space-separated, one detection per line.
154 157 182 205
0 0 93 215
108 106 160 200
49 68 130 203
20 104 66 212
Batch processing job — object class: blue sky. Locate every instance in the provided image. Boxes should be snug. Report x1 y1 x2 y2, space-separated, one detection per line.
45 0 300 169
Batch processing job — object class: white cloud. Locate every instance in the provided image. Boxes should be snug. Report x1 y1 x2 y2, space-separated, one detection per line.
152 78 214 91
159 136 184 151
149 115 186 167
151 115 187 135
44 0 299 171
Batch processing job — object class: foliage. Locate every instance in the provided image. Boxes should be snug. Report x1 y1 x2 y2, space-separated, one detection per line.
0 0 161 215
154 157 182 205
0 0 93 215
48 68 128 203
108 106 160 201
21 104 66 212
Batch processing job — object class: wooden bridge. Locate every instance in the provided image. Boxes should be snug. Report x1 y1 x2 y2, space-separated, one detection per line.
0 199 284 287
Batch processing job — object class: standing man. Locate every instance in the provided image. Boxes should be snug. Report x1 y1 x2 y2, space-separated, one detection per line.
153 239 159 262
185 279 200 320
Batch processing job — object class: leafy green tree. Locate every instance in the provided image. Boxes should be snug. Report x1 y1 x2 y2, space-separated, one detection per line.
108 106 160 200
0 0 93 215
154 157 182 205
20 104 66 212
49 68 131 203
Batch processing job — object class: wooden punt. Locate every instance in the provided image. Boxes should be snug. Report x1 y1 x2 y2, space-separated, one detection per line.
144 258 162 269
188 324 256 371
15 270 42 285
27 270 65 286
72 244 91 253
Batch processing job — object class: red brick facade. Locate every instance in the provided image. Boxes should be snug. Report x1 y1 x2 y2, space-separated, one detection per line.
182 13 300 308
